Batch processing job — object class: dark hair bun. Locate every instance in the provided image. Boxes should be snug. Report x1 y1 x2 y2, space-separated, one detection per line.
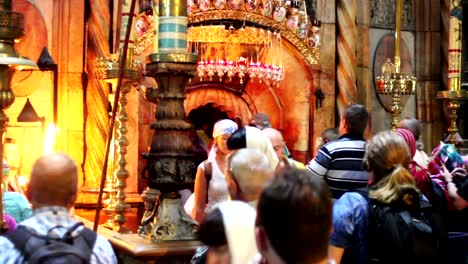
227 127 247 150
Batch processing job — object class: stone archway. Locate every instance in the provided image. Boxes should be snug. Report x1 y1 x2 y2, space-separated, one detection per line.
183 37 316 163
185 88 254 125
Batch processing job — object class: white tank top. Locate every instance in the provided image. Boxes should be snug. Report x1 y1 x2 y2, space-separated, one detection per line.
201 160 229 212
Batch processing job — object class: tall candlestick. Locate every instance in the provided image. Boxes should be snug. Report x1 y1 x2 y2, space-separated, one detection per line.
394 0 402 73
448 0 462 91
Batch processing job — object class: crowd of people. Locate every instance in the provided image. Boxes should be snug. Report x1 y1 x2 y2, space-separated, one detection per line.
0 103 467 263
187 104 468 264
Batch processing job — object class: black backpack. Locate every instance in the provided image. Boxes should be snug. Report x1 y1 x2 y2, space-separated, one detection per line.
4 222 97 264
357 188 445 264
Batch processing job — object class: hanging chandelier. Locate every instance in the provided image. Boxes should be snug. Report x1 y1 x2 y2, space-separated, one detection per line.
187 0 321 86
188 24 283 84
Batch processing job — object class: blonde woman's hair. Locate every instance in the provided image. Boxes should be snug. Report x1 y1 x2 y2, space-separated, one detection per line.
365 131 419 204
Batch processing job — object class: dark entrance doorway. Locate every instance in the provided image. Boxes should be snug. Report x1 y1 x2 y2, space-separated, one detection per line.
187 103 231 154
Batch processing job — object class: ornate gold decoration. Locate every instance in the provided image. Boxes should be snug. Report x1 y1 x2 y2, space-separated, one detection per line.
147 52 199 63
95 53 142 80
188 23 284 84
187 7 320 68
138 187 160 237
134 11 156 55
374 0 416 129
188 25 273 44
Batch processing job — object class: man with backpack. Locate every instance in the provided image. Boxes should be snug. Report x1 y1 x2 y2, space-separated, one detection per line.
329 131 445 264
0 153 117 263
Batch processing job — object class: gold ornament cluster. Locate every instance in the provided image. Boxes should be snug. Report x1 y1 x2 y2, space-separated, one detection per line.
187 0 320 65
188 25 273 45
95 53 142 80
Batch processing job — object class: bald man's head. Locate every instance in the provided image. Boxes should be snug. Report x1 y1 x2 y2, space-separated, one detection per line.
262 128 284 160
27 153 79 209
228 148 273 202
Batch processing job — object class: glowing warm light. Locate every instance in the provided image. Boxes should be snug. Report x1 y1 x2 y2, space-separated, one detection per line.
17 175 28 189
44 123 56 154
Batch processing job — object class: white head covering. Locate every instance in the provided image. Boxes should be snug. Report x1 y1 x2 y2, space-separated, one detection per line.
207 119 239 161
212 119 238 139
245 126 279 171
216 201 259 264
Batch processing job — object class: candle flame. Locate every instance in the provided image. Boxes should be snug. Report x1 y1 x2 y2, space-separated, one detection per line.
44 123 56 155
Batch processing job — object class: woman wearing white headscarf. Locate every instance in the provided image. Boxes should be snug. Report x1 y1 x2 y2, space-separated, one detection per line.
227 126 279 172
190 119 238 223
191 200 259 264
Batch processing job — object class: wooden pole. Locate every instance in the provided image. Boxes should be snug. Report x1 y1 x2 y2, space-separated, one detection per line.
93 0 137 232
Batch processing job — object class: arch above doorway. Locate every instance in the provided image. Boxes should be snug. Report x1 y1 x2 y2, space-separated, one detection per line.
184 88 254 125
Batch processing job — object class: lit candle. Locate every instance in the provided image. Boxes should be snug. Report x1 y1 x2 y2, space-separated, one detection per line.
394 0 402 73
448 0 462 91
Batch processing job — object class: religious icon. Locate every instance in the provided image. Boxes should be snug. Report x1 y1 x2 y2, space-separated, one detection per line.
245 0 257 12
451 0 462 21
286 6 299 29
307 34 319 48
135 15 152 37
188 0 198 14
297 22 309 39
286 14 299 29
214 0 227 10
259 0 273 16
198 0 211 11
273 6 287 22
228 0 244 10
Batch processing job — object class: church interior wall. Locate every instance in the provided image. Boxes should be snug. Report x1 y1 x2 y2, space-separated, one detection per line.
3 0 464 212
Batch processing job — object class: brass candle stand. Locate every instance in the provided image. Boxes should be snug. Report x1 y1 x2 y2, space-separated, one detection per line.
0 0 38 233
374 0 416 129
436 91 468 145
375 59 417 129
436 0 468 145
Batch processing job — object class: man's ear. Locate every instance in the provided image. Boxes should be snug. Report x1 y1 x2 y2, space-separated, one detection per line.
255 226 268 253
339 118 347 135
25 185 31 201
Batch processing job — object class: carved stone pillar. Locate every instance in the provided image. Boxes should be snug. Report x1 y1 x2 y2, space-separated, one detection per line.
142 53 198 241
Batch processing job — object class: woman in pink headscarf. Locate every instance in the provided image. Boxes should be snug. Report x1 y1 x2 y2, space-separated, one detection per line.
395 128 433 200
190 119 238 223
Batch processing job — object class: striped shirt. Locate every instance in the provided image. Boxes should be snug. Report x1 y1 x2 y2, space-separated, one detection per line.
307 133 369 199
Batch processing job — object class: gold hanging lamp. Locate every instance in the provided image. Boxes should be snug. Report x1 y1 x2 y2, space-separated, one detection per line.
0 0 38 234
375 0 416 129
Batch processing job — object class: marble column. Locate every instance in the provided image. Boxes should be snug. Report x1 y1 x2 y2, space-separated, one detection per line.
83 0 111 190
337 0 357 115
